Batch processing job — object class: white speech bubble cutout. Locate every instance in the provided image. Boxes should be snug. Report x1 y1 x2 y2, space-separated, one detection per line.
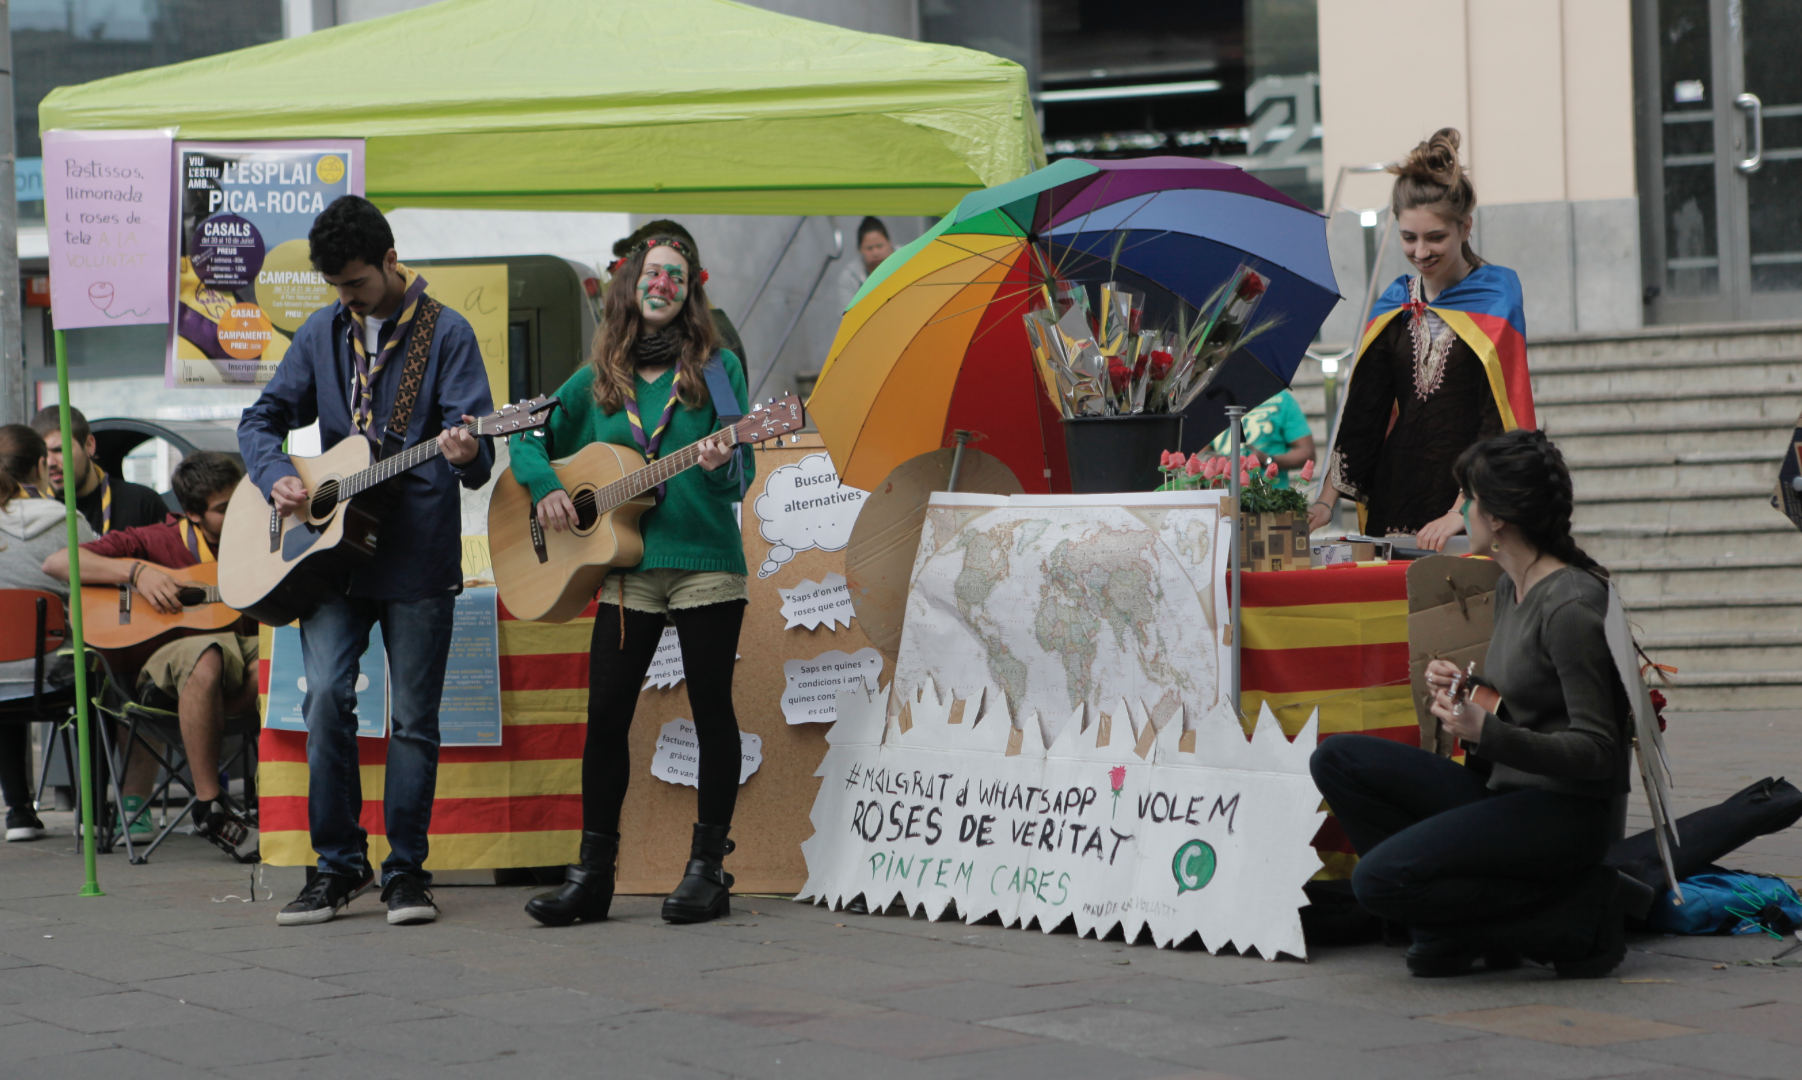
781 647 884 724
753 452 868 578
650 718 762 787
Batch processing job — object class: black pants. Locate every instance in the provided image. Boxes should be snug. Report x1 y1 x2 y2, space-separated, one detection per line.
0 723 32 812
582 600 745 836
1310 735 1613 932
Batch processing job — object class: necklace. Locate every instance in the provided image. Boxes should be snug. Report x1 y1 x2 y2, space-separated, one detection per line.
1407 276 1456 401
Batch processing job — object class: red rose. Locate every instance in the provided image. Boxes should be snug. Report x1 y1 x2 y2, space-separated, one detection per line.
1184 455 1203 476
1107 359 1130 393
1300 459 1316 482
1236 272 1267 301
1149 350 1174 380
1265 461 1278 479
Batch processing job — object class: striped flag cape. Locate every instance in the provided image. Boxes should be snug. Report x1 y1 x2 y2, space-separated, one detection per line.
1354 263 1534 432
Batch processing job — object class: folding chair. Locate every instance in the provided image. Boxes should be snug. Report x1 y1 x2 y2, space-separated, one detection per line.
0 589 104 839
90 650 259 864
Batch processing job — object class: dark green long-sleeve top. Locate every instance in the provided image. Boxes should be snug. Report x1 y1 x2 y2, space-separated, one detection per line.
507 353 753 576
1474 567 1632 799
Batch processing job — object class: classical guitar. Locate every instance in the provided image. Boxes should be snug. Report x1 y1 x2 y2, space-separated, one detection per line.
489 393 806 623
81 562 240 650
218 395 559 625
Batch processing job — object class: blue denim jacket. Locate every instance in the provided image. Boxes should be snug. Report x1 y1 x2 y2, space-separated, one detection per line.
237 298 495 601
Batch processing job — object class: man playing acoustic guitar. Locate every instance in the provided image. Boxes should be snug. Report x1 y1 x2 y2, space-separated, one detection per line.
238 196 493 928
44 452 259 862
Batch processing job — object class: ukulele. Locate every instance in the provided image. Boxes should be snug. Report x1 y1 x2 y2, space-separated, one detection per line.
218 395 559 625
489 393 806 623
81 562 240 650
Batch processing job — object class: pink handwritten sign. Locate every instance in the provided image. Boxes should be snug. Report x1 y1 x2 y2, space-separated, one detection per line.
42 129 174 329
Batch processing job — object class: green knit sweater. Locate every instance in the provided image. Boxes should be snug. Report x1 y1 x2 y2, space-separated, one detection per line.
507 353 753 575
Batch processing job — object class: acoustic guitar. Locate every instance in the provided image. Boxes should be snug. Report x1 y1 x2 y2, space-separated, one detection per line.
489 393 806 623
218 395 559 625
81 562 240 650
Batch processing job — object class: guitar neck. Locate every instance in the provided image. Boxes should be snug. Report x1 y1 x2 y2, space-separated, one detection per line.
338 419 472 499
593 433 732 513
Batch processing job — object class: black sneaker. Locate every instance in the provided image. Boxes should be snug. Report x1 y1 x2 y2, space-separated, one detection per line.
193 802 259 863
278 868 374 926
5 808 45 842
382 873 439 925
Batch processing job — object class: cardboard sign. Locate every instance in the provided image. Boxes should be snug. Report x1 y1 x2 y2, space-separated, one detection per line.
1406 555 1503 755
42 129 175 329
800 682 1323 958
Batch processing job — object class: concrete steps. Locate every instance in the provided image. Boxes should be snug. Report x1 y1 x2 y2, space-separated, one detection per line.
1291 320 1802 711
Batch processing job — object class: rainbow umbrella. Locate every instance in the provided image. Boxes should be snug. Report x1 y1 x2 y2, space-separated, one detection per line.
809 156 1339 494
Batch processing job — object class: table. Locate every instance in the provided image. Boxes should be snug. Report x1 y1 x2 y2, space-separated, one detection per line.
1238 562 1417 878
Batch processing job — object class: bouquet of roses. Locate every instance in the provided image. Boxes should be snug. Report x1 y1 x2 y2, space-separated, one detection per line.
1025 263 1276 419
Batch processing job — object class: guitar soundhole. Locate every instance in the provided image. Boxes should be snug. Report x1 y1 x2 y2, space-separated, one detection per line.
309 479 341 521
571 485 600 533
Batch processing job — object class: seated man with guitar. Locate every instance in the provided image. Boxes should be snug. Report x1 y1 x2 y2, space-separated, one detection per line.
511 226 754 928
43 451 259 862
236 195 494 928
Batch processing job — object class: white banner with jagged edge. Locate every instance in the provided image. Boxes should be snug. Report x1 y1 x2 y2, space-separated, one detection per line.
799 679 1324 960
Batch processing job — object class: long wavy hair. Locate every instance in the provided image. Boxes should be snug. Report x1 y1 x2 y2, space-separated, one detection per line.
1453 428 1605 578
589 233 719 415
0 424 46 513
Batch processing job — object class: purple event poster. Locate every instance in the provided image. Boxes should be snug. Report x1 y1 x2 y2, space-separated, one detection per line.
41 129 175 330
168 139 363 388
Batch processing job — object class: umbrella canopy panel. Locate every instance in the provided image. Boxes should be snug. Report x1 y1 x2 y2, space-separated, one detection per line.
38 0 1044 216
815 157 1339 494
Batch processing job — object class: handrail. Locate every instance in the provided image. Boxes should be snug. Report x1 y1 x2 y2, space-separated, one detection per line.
749 223 844 401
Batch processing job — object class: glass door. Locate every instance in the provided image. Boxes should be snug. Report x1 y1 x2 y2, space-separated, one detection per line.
1638 0 1802 323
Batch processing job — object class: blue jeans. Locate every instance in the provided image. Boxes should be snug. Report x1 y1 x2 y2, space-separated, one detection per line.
300 591 457 885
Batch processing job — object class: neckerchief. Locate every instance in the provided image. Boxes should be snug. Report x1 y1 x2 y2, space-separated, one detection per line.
90 465 113 533
624 368 682 503
347 265 430 441
180 518 217 564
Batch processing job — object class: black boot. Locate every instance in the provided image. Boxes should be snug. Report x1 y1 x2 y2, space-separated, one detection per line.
1405 929 1523 978
1471 866 1627 979
525 831 618 927
661 823 734 924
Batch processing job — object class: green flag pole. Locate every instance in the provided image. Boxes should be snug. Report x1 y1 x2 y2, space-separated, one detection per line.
53 327 103 898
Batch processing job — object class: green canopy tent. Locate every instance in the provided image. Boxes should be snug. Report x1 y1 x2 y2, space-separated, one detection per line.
40 0 1044 215
36 0 1041 896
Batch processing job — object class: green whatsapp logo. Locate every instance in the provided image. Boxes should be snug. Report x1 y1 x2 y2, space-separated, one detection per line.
1173 840 1217 895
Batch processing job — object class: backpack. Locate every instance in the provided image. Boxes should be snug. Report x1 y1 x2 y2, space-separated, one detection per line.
1644 869 1802 937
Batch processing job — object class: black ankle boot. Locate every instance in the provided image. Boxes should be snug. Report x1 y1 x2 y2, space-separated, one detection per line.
1405 929 1523 978
1471 866 1627 978
662 823 734 924
525 831 618 927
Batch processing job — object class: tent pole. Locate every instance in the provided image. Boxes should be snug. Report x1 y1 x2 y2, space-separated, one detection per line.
1226 404 1245 720
54 329 102 897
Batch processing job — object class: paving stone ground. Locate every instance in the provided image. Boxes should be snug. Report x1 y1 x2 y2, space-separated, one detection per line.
3 711 1797 1079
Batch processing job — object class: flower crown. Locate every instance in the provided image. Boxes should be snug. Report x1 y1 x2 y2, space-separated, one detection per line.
607 235 707 284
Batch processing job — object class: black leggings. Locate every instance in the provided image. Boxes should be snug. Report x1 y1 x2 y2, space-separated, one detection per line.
1310 735 1613 932
582 599 745 835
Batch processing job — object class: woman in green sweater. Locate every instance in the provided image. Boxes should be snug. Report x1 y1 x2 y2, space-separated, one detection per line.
509 225 753 928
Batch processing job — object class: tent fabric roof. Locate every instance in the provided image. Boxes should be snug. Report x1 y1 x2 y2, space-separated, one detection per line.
39 0 1044 216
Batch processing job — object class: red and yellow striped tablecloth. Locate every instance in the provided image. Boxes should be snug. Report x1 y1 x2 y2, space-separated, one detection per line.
1238 563 1416 878
256 596 595 870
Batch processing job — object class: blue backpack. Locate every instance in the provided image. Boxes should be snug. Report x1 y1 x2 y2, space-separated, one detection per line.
1645 869 1802 937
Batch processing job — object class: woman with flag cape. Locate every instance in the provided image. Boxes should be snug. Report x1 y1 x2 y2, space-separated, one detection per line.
1310 129 1535 546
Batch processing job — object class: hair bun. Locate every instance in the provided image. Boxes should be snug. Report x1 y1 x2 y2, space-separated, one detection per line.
1392 127 1464 187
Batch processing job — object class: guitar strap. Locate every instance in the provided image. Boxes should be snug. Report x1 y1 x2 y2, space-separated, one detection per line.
700 351 750 499
376 295 444 461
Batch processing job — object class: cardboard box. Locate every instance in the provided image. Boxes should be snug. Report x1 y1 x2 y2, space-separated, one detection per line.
1241 511 1310 572
1405 555 1503 755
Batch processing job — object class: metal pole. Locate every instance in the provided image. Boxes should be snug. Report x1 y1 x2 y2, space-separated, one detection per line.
1226 404 1246 719
749 226 843 401
945 430 972 492
740 216 806 325
54 329 101 897
0 2 23 423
